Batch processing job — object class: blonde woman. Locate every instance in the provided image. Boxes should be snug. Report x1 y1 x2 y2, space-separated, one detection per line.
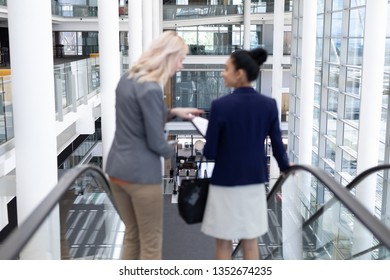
105 31 203 260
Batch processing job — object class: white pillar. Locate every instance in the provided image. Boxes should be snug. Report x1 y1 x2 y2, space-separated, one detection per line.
269 0 285 185
152 0 162 39
293 2 317 241
299 1 316 165
98 0 121 169
128 0 143 66
243 0 251 49
353 0 388 258
356 1 387 195
142 0 154 50
8 0 59 259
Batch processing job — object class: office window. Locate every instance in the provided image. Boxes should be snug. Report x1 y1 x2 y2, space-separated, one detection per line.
326 114 337 139
342 123 358 153
344 95 360 121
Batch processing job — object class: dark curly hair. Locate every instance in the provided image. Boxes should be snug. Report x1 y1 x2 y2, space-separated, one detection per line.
230 47 268 82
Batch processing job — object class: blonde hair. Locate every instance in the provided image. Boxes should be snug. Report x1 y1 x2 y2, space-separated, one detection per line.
128 31 188 85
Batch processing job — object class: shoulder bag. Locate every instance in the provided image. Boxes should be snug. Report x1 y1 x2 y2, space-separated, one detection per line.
177 157 209 224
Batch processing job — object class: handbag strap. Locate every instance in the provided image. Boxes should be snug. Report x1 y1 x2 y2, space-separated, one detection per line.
196 155 208 179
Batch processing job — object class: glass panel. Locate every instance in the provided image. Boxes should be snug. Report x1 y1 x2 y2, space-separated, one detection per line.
315 61 322 83
312 152 319 166
325 138 336 162
348 8 365 37
379 142 385 165
327 89 338 112
173 69 227 110
12 171 123 260
344 95 360 120
317 0 325 14
313 107 320 128
329 64 340 88
343 123 358 152
342 151 357 177
347 38 363 66
350 0 366 8
380 98 388 143
385 39 390 66
317 199 389 259
345 67 362 96
312 129 319 149
316 38 323 62
331 12 343 37
330 39 341 64
263 169 390 259
314 84 321 106
350 168 390 232
317 14 324 37
332 1 343 11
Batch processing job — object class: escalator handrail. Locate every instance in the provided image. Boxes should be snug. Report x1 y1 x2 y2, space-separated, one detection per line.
0 164 113 260
232 164 390 259
301 164 390 256
346 164 390 191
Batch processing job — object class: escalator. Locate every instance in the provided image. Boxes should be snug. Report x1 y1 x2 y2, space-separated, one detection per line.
0 165 122 260
233 165 390 260
2 164 390 260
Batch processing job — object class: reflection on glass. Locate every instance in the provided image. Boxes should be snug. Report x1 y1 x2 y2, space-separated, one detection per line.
350 0 366 9
345 67 362 96
331 12 343 37
329 38 341 64
380 98 388 144
347 38 363 66
263 168 390 259
317 15 324 37
314 84 321 105
313 107 320 128
326 114 337 139
349 8 365 37
343 123 358 152
344 95 360 120
341 151 357 176
332 0 343 11
325 138 336 162
312 129 319 149
327 89 338 112
329 65 340 88
350 168 389 233
60 174 123 260
173 69 228 110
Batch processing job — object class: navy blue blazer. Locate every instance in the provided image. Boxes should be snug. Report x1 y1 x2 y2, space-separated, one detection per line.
203 87 289 186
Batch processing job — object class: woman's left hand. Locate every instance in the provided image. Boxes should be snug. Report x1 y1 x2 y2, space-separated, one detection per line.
171 108 204 120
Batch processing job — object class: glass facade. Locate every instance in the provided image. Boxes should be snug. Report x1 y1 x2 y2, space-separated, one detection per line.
290 0 390 242
290 0 373 183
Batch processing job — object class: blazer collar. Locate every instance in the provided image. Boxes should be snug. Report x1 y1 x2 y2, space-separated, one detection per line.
232 87 257 94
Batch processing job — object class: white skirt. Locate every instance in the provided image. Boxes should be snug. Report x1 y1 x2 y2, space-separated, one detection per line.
201 183 268 240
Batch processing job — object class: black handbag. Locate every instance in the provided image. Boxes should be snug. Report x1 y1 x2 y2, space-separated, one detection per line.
178 158 209 224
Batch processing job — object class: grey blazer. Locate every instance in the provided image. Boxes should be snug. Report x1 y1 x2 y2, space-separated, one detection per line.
105 74 175 184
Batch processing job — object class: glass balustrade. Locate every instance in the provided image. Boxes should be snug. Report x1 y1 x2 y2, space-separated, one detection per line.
0 57 100 145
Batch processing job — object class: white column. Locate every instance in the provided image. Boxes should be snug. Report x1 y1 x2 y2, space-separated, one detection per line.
8 0 59 259
294 1 317 239
353 0 388 258
128 0 143 66
98 0 121 169
269 0 285 185
243 0 251 49
152 0 162 40
142 0 154 50
356 1 387 196
299 1 316 165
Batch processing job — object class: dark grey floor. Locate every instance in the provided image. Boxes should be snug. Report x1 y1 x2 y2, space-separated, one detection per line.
162 195 215 260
